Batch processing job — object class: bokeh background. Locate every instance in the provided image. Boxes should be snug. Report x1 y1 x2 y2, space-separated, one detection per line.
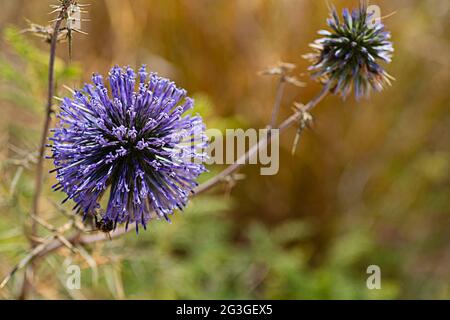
0 0 449 299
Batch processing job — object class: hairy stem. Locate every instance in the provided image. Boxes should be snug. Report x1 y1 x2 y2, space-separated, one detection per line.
20 9 66 300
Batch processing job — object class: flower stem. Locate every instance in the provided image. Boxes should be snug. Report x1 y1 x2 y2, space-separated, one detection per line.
269 75 286 128
19 8 66 300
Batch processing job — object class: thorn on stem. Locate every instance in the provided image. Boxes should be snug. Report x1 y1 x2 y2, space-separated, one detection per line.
291 103 314 155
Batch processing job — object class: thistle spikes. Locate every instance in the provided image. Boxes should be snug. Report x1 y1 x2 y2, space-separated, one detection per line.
304 1 394 99
49 65 208 232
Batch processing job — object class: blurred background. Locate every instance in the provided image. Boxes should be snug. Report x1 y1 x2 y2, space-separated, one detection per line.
0 0 449 299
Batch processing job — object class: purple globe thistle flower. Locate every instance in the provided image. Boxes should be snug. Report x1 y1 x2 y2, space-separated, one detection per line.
304 1 394 99
49 65 208 231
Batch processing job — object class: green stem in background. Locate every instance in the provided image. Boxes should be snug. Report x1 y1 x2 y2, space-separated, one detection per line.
269 75 287 129
20 4 68 300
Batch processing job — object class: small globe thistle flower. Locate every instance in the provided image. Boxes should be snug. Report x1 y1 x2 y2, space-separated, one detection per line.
304 1 394 99
49 65 208 231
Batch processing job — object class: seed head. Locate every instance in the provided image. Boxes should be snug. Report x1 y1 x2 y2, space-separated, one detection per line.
304 1 394 99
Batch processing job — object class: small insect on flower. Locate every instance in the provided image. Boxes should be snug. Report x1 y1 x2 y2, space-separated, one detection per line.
93 213 114 240
304 1 394 99
49 65 208 232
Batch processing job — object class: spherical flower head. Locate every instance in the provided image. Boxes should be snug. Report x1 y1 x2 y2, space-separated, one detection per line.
304 1 394 99
50 65 208 231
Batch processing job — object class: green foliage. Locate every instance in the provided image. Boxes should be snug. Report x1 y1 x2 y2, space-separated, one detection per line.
30 195 396 299
0 27 81 113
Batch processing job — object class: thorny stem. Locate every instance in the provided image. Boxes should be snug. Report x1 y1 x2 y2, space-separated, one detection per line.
20 5 68 300
11 85 331 264
197 83 330 194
